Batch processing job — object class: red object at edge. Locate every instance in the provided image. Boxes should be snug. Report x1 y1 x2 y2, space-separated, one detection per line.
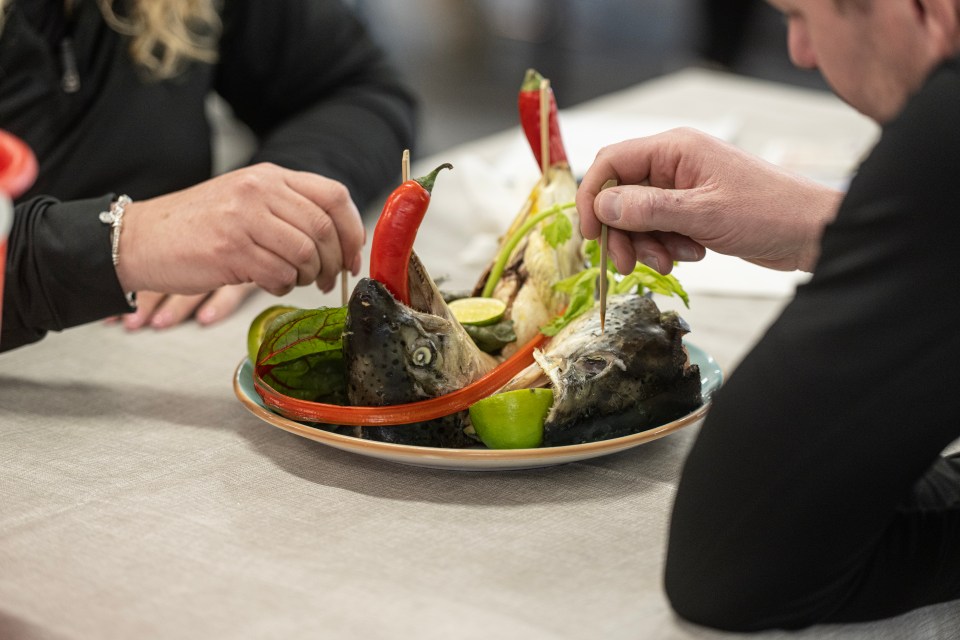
0 130 38 199
518 68 569 173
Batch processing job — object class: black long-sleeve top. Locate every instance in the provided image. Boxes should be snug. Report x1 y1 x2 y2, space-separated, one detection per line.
665 57 960 630
0 0 418 351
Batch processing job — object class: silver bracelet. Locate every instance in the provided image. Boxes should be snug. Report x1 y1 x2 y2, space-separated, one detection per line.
98 194 131 266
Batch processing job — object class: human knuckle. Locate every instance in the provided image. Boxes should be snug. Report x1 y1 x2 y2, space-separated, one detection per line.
324 181 352 210
265 265 297 293
230 167 272 199
624 188 658 219
292 235 318 265
312 211 336 239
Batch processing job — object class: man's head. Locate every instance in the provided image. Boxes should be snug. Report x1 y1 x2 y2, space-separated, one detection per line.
767 0 960 123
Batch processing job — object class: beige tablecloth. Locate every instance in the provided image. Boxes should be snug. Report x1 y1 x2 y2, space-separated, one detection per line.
2 68 958 639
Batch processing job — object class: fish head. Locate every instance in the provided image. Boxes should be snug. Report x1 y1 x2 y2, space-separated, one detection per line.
534 346 630 421
344 274 496 408
536 294 702 445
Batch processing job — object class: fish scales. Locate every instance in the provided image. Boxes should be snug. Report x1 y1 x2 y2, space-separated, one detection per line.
534 294 702 446
343 253 497 448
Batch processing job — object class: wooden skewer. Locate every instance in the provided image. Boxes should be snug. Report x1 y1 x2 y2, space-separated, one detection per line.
343 148 410 307
598 179 618 334
539 79 550 181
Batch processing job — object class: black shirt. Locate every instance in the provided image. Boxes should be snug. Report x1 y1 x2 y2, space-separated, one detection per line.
0 0 417 351
664 57 960 630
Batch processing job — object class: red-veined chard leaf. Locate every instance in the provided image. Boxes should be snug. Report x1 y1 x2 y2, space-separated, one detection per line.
255 307 348 403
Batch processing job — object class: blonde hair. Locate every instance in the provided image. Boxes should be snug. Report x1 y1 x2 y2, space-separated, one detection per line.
0 0 222 80
99 0 222 79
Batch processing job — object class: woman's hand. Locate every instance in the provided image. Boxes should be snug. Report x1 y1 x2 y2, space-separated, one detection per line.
576 127 843 275
114 163 365 297
112 283 258 330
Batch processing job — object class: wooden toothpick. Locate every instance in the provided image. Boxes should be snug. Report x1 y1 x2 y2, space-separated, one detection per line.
539 79 550 181
599 179 618 334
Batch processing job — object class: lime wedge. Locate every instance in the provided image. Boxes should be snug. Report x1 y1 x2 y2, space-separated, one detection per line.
247 305 298 363
469 388 554 449
449 297 507 326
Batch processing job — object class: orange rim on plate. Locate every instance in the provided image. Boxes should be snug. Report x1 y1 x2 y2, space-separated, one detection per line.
0 129 38 199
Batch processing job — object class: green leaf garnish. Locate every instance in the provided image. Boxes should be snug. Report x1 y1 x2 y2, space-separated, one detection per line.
541 240 690 335
255 307 348 403
541 211 572 249
481 201 576 298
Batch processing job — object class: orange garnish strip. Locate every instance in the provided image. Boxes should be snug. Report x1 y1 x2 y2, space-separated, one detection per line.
253 332 548 426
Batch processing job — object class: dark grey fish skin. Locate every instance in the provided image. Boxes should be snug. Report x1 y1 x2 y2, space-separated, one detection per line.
343 254 497 447
535 294 702 447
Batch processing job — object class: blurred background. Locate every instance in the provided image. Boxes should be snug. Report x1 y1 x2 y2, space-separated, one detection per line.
349 0 829 156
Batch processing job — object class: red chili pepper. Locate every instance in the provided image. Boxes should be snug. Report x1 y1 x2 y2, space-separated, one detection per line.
369 163 452 305
254 331 549 426
518 68 569 172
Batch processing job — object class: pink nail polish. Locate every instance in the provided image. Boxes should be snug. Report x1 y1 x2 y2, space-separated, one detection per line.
197 307 217 324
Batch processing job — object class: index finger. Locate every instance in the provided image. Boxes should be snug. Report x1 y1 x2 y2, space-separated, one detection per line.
576 150 620 241
577 136 663 239
283 171 366 275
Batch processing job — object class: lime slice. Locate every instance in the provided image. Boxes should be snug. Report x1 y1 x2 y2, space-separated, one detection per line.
247 304 298 363
469 388 554 449
449 297 507 326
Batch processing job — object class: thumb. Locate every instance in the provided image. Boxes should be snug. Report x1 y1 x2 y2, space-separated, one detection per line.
597 185 689 235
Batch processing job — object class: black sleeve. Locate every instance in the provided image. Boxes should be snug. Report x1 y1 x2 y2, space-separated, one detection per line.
663 60 960 631
213 0 419 211
1 195 134 352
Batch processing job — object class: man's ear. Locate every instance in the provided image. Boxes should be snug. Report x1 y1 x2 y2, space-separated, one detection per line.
916 0 960 56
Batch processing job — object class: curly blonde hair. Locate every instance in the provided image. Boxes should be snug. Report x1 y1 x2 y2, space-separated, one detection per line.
0 0 222 79
99 0 222 79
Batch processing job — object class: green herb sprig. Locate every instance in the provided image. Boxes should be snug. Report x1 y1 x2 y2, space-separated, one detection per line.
540 239 689 336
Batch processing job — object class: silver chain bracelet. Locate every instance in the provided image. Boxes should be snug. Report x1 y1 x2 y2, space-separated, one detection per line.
98 194 131 267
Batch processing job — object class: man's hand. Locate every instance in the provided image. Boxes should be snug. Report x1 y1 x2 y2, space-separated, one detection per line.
576 128 843 275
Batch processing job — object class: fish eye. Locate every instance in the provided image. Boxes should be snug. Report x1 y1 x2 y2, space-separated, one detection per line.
580 355 608 376
411 345 434 367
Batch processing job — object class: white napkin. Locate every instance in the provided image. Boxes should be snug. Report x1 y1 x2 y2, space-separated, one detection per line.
417 111 815 298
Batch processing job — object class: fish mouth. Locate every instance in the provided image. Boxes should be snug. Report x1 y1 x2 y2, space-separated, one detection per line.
343 277 431 406
344 254 456 366
343 253 497 409
501 294 704 447
341 255 498 449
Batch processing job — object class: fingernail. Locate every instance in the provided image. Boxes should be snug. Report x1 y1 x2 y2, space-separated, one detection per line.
608 251 624 274
641 254 662 273
197 307 218 324
124 313 145 330
351 254 362 276
598 191 622 222
674 245 700 262
151 312 172 329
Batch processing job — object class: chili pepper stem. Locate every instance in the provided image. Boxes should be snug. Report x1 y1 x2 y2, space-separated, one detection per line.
415 162 453 193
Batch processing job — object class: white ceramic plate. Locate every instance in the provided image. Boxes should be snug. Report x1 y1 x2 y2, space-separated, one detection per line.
233 343 722 471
